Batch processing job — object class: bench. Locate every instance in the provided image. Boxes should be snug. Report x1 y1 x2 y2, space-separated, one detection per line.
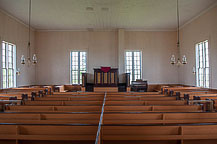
104 112 217 124
5 105 102 112
102 124 217 143
0 124 97 143
0 113 100 124
163 86 205 96
23 100 186 106
104 105 202 112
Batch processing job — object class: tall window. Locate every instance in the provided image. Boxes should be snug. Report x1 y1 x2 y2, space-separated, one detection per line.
70 51 87 84
195 40 209 88
1 41 16 88
125 51 142 82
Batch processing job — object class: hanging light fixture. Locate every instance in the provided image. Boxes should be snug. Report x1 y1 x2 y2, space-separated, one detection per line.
170 0 187 66
21 0 37 65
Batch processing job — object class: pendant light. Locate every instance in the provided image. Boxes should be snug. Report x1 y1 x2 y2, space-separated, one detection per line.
170 0 187 66
21 0 37 65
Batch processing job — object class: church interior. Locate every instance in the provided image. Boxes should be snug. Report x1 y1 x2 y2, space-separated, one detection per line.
0 0 217 143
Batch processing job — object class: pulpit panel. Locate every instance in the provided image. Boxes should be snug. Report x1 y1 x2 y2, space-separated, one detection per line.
94 68 118 87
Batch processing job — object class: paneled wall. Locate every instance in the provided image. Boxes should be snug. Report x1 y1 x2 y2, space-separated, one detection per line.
35 30 178 85
0 10 36 87
179 5 217 88
35 31 118 85
125 31 178 84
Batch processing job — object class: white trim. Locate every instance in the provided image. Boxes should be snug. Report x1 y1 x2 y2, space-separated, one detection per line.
13 45 17 87
0 38 2 88
125 28 176 32
36 28 177 32
36 28 117 32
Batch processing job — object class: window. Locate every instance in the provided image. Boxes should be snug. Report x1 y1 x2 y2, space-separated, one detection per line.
70 51 87 84
125 51 142 82
195 40 209 88
1 41 16 88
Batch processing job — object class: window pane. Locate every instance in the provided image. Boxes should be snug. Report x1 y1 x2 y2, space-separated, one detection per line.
70 51 87 84
125 51 142 82
196 40 209 88
1 41 16 88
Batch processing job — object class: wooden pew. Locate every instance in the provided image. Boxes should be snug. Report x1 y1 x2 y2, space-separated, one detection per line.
1 112 217 125
24 100 103 106
192 94 217 100
163 86 205 96
52 92 163 96
104 112 217 124
45 94 104 97
53 92 104 95
0 113 100 124
5 105 201 113
210 99 217 110
102 124 217 143
0 100 21 112
5 105 102 112
107 92 162 95
104 105 202 112
0 90 46 100
106 96 177 101
1 87 49 94
1 90 217 144
23 100 186 106
106 100 186 106
177 91 215 99
35 97 104 101
0 93 23 100
35 96 177 101
0 124 97 144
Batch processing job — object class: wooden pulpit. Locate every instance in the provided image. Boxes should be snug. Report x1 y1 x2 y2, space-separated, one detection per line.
94 67 118 87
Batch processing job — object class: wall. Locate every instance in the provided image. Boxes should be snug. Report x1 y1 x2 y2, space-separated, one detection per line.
179 5 217 88
35 31 118 85
125 31 179 84
35 30 179 85
0 10 36 87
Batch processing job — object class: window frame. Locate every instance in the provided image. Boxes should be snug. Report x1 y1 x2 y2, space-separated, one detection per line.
70 51 87 85
1 41 16 89
195 40 209 88
125 50 142 82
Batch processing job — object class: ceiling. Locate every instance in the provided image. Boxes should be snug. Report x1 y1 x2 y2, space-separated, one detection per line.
0 0 216 30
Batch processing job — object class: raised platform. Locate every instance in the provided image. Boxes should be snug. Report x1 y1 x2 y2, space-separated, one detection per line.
94 87 118 92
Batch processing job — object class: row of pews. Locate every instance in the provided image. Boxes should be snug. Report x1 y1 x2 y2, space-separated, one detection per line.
1 86 217 143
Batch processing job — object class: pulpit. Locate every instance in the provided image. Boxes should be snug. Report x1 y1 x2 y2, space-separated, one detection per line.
94 67 118 87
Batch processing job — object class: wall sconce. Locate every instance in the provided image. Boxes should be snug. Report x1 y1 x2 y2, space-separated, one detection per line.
16 68 21 75
192 67 196 75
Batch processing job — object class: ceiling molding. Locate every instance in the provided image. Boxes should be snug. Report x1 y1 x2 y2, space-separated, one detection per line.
36 28 117 32
36 28 177 32
180 1 217 29
0 8 35 31
125 28 176 32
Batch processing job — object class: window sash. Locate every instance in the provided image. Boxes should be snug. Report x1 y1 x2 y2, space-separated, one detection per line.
125 51 142 82
70 51 87 84
196 40 209 88
1 41 16 88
